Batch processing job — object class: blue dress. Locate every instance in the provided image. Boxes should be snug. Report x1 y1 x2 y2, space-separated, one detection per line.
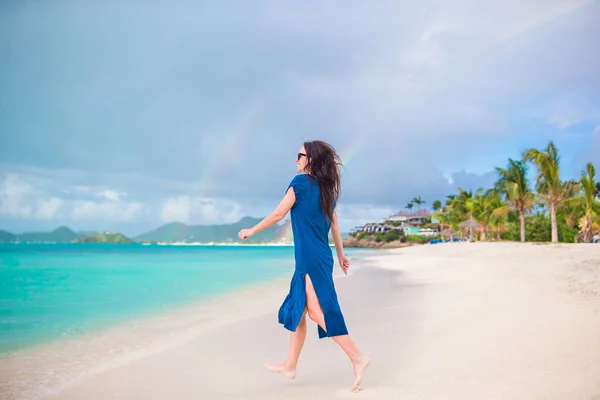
277 173 349 339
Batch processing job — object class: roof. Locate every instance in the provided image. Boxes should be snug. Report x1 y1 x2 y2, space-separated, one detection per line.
390 209 432 218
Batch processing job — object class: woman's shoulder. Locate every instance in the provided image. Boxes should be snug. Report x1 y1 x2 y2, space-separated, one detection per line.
290 173 311 184
287 174 313 196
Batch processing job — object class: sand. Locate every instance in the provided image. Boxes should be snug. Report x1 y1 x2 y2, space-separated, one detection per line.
2 242 600 400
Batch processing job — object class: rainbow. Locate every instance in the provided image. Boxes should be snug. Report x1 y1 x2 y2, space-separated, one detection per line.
338 134 368 170
194 99 265 196
497 0 599 44
278 220 294 243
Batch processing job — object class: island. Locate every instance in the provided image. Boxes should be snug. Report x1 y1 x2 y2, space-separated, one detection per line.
71 232 135 244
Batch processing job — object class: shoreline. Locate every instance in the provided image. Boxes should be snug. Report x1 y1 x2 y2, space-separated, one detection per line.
0 251 378 399
0 245 373 357
3 243 599 399
0 274 295 399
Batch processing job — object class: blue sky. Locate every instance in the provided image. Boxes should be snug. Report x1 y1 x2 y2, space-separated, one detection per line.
1 0 599 235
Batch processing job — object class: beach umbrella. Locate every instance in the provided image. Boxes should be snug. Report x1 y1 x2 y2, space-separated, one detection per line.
459 219 480 239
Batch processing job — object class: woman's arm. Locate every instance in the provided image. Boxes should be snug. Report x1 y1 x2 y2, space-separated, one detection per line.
331 211 350 274
238 187 296 239
330 210 345 257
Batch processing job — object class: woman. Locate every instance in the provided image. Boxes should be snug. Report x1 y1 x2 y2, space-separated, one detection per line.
238 140 370 392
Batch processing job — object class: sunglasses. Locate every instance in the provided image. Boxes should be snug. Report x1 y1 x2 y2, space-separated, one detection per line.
297 152 307 160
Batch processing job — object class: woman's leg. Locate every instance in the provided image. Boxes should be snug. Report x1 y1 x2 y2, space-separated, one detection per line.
286 308 308 370
266 308 307 379
305 274 371 392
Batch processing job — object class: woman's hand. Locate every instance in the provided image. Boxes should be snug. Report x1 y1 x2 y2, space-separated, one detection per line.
338 254 350 274
238 229 255 240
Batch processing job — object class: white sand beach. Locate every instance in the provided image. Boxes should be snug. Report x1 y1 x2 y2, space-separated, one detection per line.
3 242 600 400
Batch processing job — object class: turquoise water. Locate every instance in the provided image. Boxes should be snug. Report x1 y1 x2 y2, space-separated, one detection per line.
0 244 365 355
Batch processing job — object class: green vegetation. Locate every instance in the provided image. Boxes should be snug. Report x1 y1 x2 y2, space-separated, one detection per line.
356 229 437 245
0 230 17 242
405 235 435 244
357 232 369 240
523 141 579 242
0 217 291 245
495 158 533 242
0 227 78 243
435 140 599 243
72 232 135 244
349 140 598 247
0 227 137 244
570 163 600 243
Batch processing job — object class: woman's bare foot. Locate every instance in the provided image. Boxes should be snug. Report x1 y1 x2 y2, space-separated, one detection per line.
350 356 371 392
265 363 296 379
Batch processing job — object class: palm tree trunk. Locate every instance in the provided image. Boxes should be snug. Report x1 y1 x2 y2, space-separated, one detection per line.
481 229 486 241
583 213 591 243
519 209 525 243
550 204 558 243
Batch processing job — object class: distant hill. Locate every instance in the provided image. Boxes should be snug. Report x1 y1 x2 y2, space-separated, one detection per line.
135 217 292 243
72 232 135 244
0 217 294 245
0 230 17 242
0 227 78 243
75 230 98 236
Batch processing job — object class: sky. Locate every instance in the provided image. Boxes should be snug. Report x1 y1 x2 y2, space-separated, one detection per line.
1 0 599 235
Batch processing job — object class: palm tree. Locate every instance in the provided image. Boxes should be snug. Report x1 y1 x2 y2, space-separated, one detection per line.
432 200 442 211
465 190 486 240
433 208 456 241
405 202 414 212
467 189 507 241
524 141 576 243
577 163 600 243
412 196 425 211
446 188 473 237
495 158 534 242
490 212 510 240
453 188 473 219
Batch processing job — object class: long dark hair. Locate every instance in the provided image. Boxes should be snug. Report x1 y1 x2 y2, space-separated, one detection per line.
303 140 343 221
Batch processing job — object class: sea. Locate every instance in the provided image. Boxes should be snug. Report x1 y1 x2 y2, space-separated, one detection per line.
0 243 368 356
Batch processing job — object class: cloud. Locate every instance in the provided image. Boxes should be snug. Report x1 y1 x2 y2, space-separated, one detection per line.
0 174 35 219
71 200 145 222
36 197 64 219
159 196 244 225
0 173 145 223
1 0 599 233
98 190 124 202
0 174 64 220
160 197 193 223
72 186 93 195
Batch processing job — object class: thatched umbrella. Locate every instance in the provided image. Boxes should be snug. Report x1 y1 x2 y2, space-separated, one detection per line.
437 228 452 241
459 219 480 240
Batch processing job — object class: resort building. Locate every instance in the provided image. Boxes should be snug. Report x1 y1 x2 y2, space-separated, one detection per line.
349 209 441 238
384 209 433 225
